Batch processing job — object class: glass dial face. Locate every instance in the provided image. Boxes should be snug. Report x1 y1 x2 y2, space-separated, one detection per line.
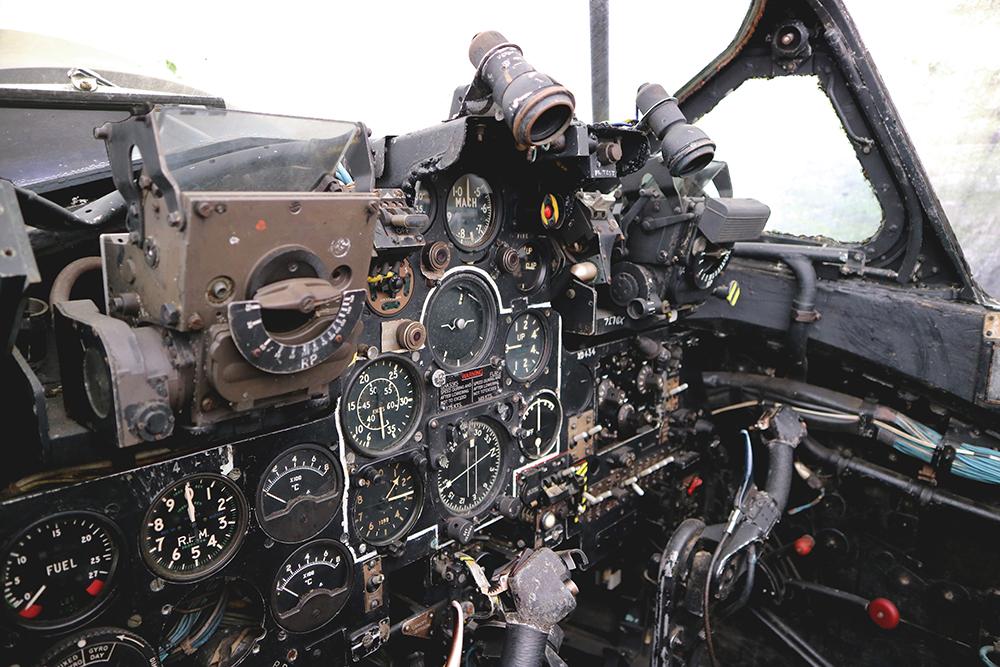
514 242 546 293
352 459 423 545
257 445 343 543
518 392 562 460
435 419 506 515
2 512 120 629
411 181 435 233
140 474 247 582
271 540 352 633
426 275 497 370
445 173 496 250
504 312 547 381
342 357 422 455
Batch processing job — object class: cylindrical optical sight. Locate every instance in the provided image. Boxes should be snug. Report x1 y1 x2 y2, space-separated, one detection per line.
636 83 715 177
469 31 575 147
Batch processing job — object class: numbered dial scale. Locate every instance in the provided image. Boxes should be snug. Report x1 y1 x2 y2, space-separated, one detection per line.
271 539 352 633
504 311 548 382
342 357 423 455
140 474 248 582
445 173 497 251
352 458 423 545
425 274 498 370
435 418 507 515
256 445 343 543
518 391 563 460
2 512 121 629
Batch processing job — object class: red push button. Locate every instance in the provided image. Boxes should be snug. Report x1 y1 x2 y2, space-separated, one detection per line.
867 597 900 630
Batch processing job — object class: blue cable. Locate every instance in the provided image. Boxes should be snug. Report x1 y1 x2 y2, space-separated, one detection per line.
981 645 998 667
335 163 353 185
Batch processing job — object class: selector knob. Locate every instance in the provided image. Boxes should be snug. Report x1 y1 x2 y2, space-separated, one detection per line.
497 495 524 519
446 517 475 545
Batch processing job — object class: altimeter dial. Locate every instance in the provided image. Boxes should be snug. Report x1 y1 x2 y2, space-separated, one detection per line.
352 459 423 545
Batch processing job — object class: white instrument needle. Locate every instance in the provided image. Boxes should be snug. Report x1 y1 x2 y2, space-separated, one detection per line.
184 482 196 523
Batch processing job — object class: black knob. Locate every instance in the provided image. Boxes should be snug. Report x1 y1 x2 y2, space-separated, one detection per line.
496 495 523 520
446 518 475 545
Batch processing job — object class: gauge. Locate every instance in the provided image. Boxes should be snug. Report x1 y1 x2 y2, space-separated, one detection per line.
518 391 562 460
352 458 423 545
1 512 121 630
140 473 248 582
445 173 497 250
256 444 343 543
425 274 497 370
271 539 352 633
342 357 423 455
411 180 435 233
82 346 113 419
514 241 547 293
435 418 507 515
38 627 160 667
504 311 548 382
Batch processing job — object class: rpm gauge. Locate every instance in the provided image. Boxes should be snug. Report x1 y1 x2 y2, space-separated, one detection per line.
352 458 423 545
504 311 548 382
342 356 423 455
1 511 121 630
518 391 562 460
446 173 497 250
257 444 343 543
140 474 247 582
271 539 352 633
425 274 498 370
435 418 507 515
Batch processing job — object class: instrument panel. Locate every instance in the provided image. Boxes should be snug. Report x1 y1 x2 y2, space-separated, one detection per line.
2 81 741 663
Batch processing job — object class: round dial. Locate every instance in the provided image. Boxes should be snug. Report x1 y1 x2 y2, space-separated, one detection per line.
342 357 422 455
140 474 247 582
514 241 547 293
82 347 113 419
445 173 496 250
256 445 343 543
352 459 423 545
435 419 507 515
271 540 352 633
1 512 121 630
425 274 497 370
410 180 435 233
504 312 548 382
518 391 562 460
38 627 160 667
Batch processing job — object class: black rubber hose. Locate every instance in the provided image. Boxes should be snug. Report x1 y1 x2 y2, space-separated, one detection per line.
703 372 865 414
499 623 549 667
765 441 795 513
801 436 1000 525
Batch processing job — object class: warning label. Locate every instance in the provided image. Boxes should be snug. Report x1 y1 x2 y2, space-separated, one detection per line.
438 365 504 411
